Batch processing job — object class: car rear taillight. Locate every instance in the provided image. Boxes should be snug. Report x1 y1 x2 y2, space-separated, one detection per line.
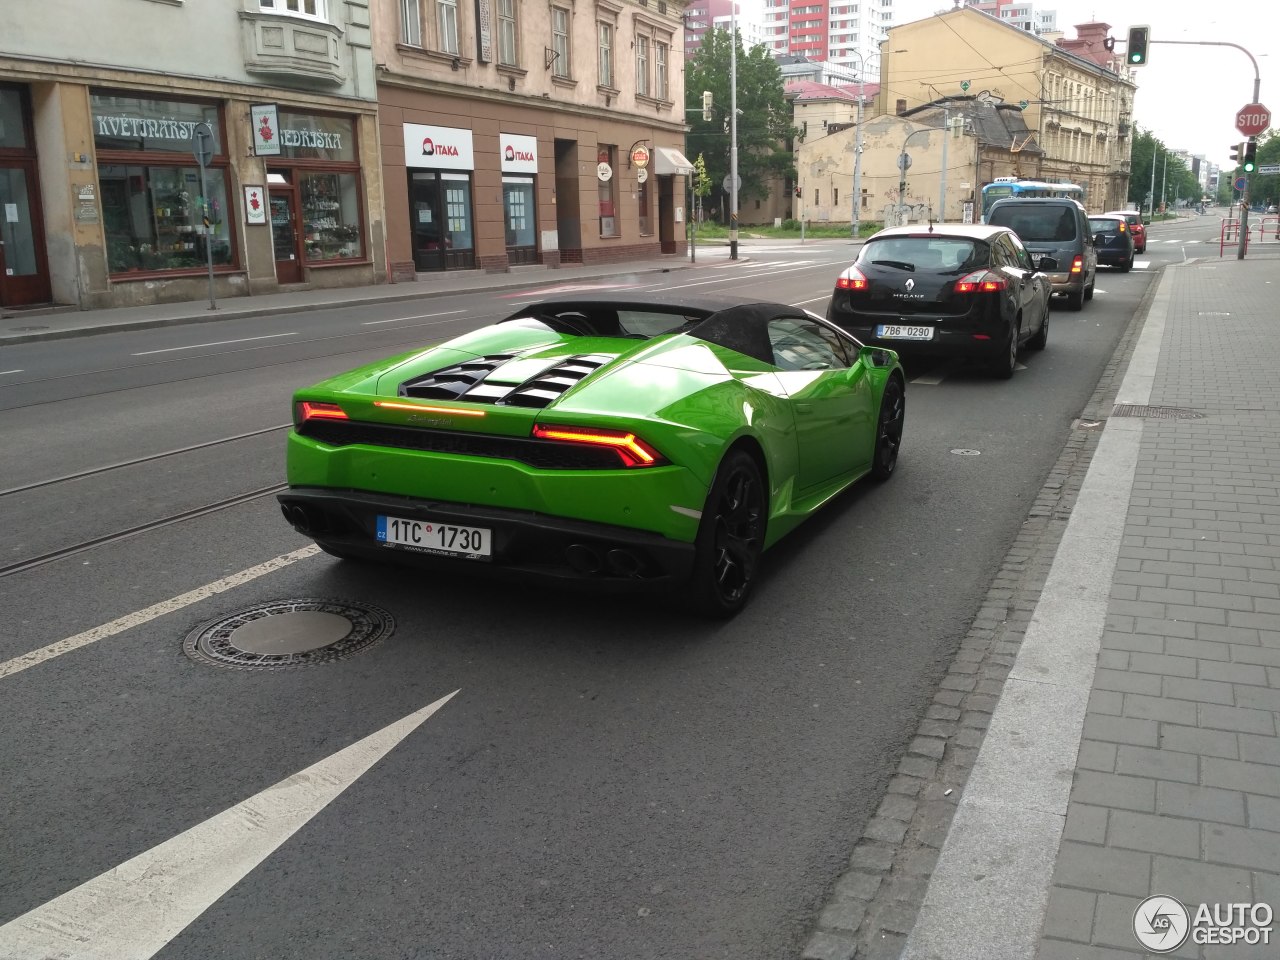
1118 222 1127 233
1070 255 1084 275
531 424 667 468
836 266 869 290
295 401 349 425
954 270 1006 293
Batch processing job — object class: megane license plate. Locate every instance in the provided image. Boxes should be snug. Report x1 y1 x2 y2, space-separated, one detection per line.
376 515 492 559
876 324 934 340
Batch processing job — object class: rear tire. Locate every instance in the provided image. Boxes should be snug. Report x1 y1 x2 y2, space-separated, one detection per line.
1121 254 1133 272
1066 286 1084 311
688 450 766 618
1027 303 1049 351
991 321 1019 379
870 376 905 481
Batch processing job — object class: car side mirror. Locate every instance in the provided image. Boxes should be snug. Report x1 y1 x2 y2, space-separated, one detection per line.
1037 256 1058 272
858 345 895 368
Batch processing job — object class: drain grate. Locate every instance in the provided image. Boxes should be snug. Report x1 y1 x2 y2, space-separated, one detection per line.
1111 404 1205 420
184 598 394 670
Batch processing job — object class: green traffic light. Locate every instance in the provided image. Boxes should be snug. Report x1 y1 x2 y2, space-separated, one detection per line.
1129 53 1141 63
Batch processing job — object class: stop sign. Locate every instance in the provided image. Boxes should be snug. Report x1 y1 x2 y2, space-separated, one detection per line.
1236 102 1271 137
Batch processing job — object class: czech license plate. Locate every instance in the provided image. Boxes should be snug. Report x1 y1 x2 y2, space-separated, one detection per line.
876 324 934 340
376 515 492 560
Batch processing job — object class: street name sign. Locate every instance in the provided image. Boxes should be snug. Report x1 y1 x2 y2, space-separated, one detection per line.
1257 164 1280 175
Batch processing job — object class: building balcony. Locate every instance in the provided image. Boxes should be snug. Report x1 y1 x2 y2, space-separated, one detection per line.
240 10 346 85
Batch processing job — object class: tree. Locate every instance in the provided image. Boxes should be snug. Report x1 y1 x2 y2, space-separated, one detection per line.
692 153 712 222
1128 127 1200 212
686 28 796 215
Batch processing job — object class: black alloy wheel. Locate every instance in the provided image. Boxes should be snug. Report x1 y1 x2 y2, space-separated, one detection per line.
871 376 905 481
690 450 766 618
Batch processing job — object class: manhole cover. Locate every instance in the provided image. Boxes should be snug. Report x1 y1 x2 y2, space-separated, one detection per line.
184 598 394 670
1111 404 1205 419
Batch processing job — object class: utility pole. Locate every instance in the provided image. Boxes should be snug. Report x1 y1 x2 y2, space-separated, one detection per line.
1160 150 1168 212
852 85 864 238
1148 143 1157 222
729 2 739 261
939 106 950 222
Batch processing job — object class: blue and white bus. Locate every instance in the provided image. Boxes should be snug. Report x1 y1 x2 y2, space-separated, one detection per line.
980 177 1086 221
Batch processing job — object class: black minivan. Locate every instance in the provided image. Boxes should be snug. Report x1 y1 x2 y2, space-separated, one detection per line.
987 197 1097 311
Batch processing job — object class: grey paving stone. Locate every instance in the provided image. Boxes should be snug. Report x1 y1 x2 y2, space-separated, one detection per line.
1245 793 1280 832
1156 781 1246 825
1083 714 1159 748
1163 676 1237 705
1101 631 1164 654
1078 740 1118 772
908 736 946 760
897 756 938 780
877 793 918 823
1093 892 1159 952
1063 803 1109 843
862 817 908 845
849 842 896 873
1238 734 1280 766
817 898 868 934
1040 886 1097 942
833 870 882 901
860 929 907 960
1037 940 1147 960
1168 636 1231 660
1202 757 1280 797
1071 771 1157 812
1053 842 1151 896
886 775 923 797
1235 684 1280 712
1128 652 1197 677
899 847 939 877
1137 617 1198 640
801 930 857 960
1158 723 1240 759
1197 703 1277 735
1107 809 1200 857
1116 745 1199 784
1202 823 1280 871
1198 660 1269 685
1088 689 1125 716
1123 693 1197 725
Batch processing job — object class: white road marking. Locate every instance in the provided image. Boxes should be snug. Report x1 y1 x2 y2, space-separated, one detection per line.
361 309 466 325
791 295 831 306
0 369 24 376
666 262 831 291
133 333 297 356
0 546 321 681
0 691 459 960
1134 260 1151 269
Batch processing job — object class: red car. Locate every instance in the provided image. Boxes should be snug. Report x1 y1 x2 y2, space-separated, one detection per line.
1105 210 1146 253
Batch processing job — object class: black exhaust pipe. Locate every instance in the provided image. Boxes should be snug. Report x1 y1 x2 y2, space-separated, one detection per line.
606 548 643 578
565 543 602 575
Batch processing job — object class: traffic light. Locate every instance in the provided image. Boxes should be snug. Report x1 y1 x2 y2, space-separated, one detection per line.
1127 25 1150 65
1243 138 1258 173
702 90 713 121
1230 141 1245 167
794 186 803 199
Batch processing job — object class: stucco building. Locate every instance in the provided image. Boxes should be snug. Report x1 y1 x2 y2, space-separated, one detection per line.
2 0 387 311
373 0 693 279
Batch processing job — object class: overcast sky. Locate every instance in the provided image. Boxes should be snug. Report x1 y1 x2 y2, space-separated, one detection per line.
891 0 1278 167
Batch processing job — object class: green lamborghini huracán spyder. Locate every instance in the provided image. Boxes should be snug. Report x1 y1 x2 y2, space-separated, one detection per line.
279 296 905 617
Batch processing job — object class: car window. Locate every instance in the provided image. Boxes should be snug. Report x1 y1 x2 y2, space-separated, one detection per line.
1005 231 1035 270
1089 218 1123 234
990 204 1079 243
767 317 850 371
858 237 979 273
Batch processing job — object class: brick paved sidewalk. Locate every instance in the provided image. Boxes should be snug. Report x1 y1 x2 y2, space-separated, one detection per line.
895 252 1280 960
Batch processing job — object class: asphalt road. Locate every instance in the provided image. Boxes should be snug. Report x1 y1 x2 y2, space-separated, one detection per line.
0 218 1216 959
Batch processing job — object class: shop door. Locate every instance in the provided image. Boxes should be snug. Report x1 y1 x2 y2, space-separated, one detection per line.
269 187 303 284
0 83 52 308
409 171 475 271
503 176 538 266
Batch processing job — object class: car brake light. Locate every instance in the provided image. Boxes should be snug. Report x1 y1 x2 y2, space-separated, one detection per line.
531 423 667 468
1118 223 1127 232
1071 255 1083 275
836 266 869 290
296 401 349 424
954 270 1006 293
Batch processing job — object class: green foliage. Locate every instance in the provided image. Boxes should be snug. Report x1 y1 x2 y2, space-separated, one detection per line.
686 28 797 205
1127 127 1202 212
692 154 712 199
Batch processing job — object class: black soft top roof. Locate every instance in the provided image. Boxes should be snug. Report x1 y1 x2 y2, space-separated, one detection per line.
500 296 812 364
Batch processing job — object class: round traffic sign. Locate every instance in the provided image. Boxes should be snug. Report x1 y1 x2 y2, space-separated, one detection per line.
1234 176 1247 191
1236 102 1271 138
721 173 742 192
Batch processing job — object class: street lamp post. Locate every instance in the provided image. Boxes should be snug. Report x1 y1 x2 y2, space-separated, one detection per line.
729 3 739 261
847 53 877 240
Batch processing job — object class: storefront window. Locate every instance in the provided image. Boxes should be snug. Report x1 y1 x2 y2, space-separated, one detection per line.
503 177 535 247
90 94 220 153
300 172 364 260
598 145 618 238
443 174 473 251
276 111 356 162
100 165 232 273
638 179 651 236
